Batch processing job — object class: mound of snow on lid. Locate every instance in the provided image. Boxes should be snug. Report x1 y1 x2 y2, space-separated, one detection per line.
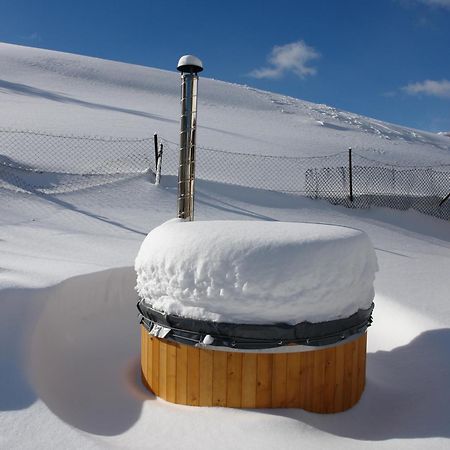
135 220 378 324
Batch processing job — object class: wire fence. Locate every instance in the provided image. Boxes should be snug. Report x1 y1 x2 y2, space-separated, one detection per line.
160 138 346 193
159 138 450 220
0 128 449 220
0 129 154 194
305 159 450 220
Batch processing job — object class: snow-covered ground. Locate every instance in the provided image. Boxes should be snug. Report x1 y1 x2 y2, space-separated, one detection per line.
0 43 449 449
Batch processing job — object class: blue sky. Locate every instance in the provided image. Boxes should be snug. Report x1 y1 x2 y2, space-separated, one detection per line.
1 0 450 132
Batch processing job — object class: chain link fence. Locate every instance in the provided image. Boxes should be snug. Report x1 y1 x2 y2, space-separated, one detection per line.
159 138 345 193
304 154 450 220
159 138 450 220
0 128 449 220
0 129 156 194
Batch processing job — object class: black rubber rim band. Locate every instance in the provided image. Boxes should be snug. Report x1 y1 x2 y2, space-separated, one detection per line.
137 299 374 350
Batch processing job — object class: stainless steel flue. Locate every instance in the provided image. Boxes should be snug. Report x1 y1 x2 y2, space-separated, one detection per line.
177 55 203 221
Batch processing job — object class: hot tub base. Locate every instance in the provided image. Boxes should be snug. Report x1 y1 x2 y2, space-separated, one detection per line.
141 326 367 413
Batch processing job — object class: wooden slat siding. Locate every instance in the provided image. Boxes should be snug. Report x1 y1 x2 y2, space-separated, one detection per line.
152 337 160 396
146 331 153 389
301 351 315 411
199 349 214 406
342 339 356 411
176 343 188 405
159 338 167 399
256 354 273 408
166 342 177 403
312 349 326 413
272 353 287 407
286 352 301 407
226 352 243 408
334 341 345 412
355 333 366 403
212 351 227 406
350 337 360 406
141 333 367 412
141 326 148 382
241 353 257 408
187 346 200 406
323 347 336 413
357 333 367 396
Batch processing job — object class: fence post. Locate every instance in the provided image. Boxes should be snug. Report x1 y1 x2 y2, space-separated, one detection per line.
439 192 450 207
348 147 353 202
153 133 159 173
155 143 163 186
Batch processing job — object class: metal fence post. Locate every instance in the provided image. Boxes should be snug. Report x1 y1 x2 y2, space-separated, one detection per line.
153 133 159 173
439 192 450 207
155 143 163 186
348 147 353 202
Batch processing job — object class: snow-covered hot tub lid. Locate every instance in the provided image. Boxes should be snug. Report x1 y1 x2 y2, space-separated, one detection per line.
135 219 377 350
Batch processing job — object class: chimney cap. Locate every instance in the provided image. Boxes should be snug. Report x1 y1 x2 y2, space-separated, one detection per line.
177 55 203 73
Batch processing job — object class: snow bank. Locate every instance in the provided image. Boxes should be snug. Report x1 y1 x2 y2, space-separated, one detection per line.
135 220 378 324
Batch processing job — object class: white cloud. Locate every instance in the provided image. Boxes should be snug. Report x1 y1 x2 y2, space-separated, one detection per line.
403 80 450 98
249 41 320 80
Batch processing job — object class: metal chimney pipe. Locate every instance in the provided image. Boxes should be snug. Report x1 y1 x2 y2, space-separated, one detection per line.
177 55 203 221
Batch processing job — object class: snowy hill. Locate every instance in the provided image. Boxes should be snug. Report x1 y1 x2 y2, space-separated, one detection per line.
0 43 449 450
0 43 449 164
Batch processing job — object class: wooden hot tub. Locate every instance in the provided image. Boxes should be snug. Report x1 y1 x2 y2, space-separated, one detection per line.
135 220 377 412
141 329 367 412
